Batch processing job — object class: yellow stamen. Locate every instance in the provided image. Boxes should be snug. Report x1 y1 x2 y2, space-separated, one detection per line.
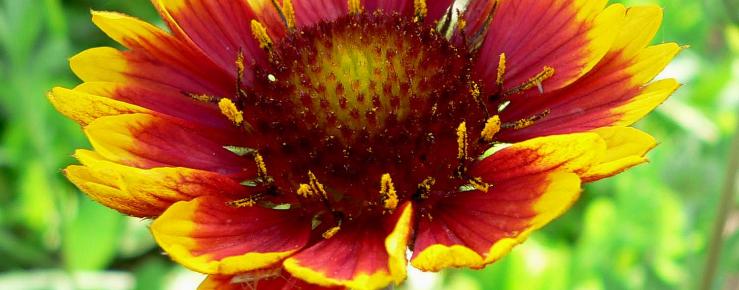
186 93 215 103
456 121 468 161
296 183 313 198
236 50 246 80
227 195 260 207
282 0 297 29
255 153 268 179
218 98 244 125
307 171 328 199
380 173 398 211
503 109 551 130
480 115 501 142
416 177 435 199
457 18 467 32
414 0 427 22
348 0 363 14
470 81 481 103
322 226 341 239
504 66 555 97
496 53 506 87
250 20 273 49
468 177 491 192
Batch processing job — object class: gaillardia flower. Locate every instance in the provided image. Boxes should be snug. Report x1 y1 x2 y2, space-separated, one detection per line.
50 0 680 289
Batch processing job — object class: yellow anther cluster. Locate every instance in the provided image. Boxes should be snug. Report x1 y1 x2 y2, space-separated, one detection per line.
296 184 313 198
307 171 329 199
470 81 481 103
254 153 268 179
480 115 501 142
227 196 258 208
416 177 436 199
218 98 244 125
504 109 550 130
468 177 491 192
235 50 246 78
414 0 428 22
250 20 273 49
348 0 363 14
187 93 215 103
322 226 341 239
456 121 468 161
282 0 297 29
380 173 398 211
496 53 507 87
505 66 555 96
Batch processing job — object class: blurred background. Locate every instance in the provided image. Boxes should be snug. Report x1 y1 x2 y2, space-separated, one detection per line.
0 0 737 289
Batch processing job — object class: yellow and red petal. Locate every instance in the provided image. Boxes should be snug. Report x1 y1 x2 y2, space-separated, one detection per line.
411 171 581 271
83 113 249 173
65 149 246 217
151 196 311 275
283 203 413 290
199 269 345 290
474 0 624 96
48 87 151 126
411 132 607 271
151 0 282 81
580 126 657 182
497 6 681 141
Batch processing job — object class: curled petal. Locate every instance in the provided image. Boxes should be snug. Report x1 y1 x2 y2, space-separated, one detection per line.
283 203 413 290
64 150 246 217
580 127 657 182
48 87 150 126
151 196 311 275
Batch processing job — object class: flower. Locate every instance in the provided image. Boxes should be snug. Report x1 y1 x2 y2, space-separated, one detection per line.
49 0 680 289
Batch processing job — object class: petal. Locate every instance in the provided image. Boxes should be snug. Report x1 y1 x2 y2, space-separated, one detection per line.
580 127 657 182
496 6 681 141
89 11 232 94
411 171 581 271
292 0 348 26
83 113 248 173
363 0 452 22
65 149 246 217
73 82 233 129
411 132 606 271
70 47 230 97
151 196 311 275
475 132 607 180
474 1 624 96
152 0 282 83
283 203 413 290
199 269 343 290
47 87 150 126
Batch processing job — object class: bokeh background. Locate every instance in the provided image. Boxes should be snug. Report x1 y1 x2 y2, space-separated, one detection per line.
0 0 737 289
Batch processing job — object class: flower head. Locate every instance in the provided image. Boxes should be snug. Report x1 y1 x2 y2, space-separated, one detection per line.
50 0 680 289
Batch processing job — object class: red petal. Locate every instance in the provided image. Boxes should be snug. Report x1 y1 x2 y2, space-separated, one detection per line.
199 268 344 290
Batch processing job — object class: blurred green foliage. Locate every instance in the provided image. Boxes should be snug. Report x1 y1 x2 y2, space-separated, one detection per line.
0 0 736 289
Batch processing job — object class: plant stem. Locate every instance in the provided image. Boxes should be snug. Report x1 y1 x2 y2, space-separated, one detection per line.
700 116 739 290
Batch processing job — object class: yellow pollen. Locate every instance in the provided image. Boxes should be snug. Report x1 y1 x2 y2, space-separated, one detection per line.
470 81 481 103
307 171 328 199
348 0 363 14
250 20 273 49
480 115 501 142
416 177 435 199
227 196 259 208
187 93 215 103
282 0 297 29
457 18 467 31
296 183 313 198
504 66 555 97
380 173 398 211
414 0 428 22
322 226 341 239
236 50 246 79
503 109 551 130
496 53 506 87
218 98 244 125
255 153 268 179
469 177 491 192
456 121 468 161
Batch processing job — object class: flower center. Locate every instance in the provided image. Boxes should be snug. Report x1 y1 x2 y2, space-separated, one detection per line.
238 12 489 219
